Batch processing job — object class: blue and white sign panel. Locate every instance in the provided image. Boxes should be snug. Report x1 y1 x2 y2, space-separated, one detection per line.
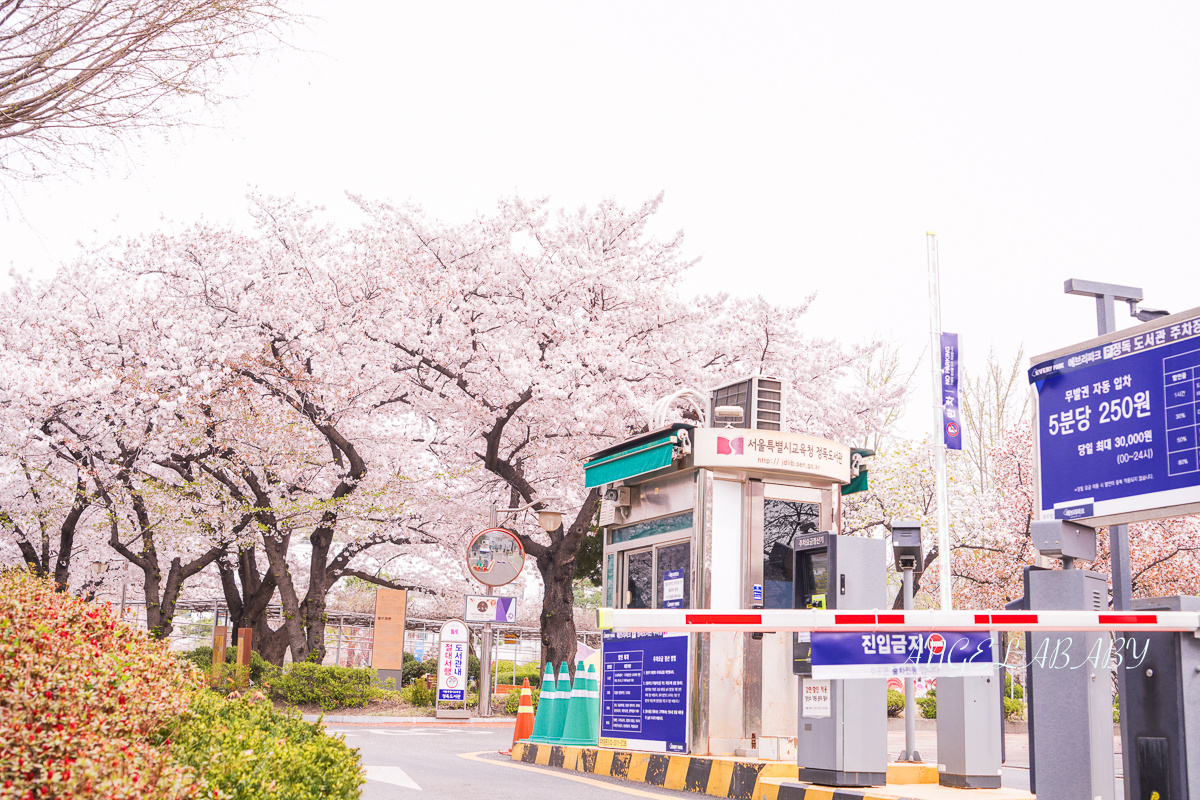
600 631 689 753
1030 308 1200 525
810 631 995 679
942 332 963 450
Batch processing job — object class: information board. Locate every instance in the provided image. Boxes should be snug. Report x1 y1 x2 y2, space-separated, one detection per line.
436 619 469 702
599 631 689 753
810 631 994 679
464 595 516 623
1030 307 1200 526
371 588 407 670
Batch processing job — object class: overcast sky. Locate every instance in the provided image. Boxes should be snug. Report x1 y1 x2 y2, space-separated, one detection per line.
3 2 1197 437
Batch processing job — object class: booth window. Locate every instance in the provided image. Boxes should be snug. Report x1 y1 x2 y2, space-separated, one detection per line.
763 499 819 608
621 541 691 609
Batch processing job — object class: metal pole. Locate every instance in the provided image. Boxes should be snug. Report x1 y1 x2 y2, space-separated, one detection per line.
927 232 952 610
899 567 921 762
478 502 497 717
336 614 343 667
119 562 127 620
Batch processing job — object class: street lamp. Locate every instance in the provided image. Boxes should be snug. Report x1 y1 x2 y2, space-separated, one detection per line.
475 497 562 717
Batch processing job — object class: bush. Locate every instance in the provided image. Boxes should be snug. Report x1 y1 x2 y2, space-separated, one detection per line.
1003 697 1026 721
162 691 363 799
405 680 435 707
179 644 281 690
269 662 377 711
0 569 202 799
917 688 937 719
503 686 541 715
402 652 430 686
496 660 544 688
886 689 904 717
1003 671 1024 701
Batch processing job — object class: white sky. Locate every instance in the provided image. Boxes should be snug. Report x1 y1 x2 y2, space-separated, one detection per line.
3 2 1198 437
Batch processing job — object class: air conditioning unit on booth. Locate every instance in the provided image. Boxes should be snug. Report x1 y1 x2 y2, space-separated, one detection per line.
708 375 784 431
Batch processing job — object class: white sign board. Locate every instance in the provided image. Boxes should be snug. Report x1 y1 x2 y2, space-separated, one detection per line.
692 428 851 484
801 679 831 718
464 595 516 623
437 619 469 702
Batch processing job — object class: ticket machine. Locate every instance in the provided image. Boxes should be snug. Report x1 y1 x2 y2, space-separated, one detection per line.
790 532 888 787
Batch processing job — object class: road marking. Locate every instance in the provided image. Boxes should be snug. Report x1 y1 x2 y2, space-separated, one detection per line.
457 751 674 798
365 730 443 736
364 765 422 790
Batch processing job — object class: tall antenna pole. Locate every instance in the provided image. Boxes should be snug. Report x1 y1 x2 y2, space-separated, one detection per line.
927 232 952 610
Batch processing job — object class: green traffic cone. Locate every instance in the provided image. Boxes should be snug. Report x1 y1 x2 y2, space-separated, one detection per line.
544 662 573 742
559 660 597 746
528 662 557 742
585 663 599 743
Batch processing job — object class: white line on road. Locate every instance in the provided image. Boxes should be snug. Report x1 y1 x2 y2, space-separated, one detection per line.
364 765 422 790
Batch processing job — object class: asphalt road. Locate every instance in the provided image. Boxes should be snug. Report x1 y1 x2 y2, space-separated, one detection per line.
326 723 699 800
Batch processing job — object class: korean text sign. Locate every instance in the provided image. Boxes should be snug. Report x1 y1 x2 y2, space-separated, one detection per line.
810 631 994 679
1029 309 1200 525
599 632 688 754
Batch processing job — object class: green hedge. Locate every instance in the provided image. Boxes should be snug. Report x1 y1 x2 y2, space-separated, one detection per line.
162 691 363 799
917 688 937 719
886 689 904 717
270 662 378 711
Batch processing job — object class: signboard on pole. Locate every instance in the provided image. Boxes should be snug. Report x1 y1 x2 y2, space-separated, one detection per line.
810 631 994 679
437 619 470 702
371 588 407 671
941 332 963 450
1030 306 1200 526
466 528 526 587
599 631 689 753
464 595 516 623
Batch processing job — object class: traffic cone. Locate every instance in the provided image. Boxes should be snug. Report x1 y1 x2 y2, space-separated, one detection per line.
585 663 599 742
501 678 536 755
558 660 598 746
528 662 558 742
543 662 573 743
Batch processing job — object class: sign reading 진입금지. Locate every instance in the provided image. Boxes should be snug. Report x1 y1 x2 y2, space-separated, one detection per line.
1030 307 1200 527
809 631 995 680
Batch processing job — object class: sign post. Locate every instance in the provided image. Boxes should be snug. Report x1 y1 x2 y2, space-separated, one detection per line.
372 588 408 685
436 618 470 719
467 519 527 717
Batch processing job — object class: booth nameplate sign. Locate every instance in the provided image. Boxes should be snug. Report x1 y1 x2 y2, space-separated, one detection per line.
692 428 851 484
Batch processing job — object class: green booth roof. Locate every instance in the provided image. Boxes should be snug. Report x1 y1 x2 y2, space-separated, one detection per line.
582 425 689 488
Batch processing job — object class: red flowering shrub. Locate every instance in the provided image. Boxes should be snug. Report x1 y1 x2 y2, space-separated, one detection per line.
0 569 203 800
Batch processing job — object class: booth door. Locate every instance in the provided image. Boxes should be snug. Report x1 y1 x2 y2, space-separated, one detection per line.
620 541 691 609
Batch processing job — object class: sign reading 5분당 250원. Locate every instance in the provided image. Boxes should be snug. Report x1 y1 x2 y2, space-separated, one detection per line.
599 631 689 754
1029 307 1200 526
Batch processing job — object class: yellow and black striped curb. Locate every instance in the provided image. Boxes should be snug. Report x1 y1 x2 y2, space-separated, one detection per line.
510 742 921 800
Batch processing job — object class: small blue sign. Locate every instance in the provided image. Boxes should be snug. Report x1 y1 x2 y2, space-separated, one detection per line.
1030 313 1200 522
438 689 464 701
811 631 994 679
663 569 685 609
752 583 763 605
942 332 963 451
601 632 688 753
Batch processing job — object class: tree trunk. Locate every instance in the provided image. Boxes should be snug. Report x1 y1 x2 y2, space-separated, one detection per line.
536 543 580 675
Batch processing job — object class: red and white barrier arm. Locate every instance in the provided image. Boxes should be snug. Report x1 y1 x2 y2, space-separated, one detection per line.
597 607 1200 634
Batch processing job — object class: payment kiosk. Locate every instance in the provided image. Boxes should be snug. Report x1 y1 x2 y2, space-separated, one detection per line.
790 532 888 787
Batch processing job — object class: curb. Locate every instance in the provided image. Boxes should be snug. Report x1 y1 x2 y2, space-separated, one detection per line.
511 741 799 800
306 714 515 725
510 743 1030 800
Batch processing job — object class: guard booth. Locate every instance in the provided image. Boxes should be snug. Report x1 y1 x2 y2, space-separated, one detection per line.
585 377 859 759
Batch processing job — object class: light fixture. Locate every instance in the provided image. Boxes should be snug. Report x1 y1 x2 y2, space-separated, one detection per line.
537 509 563 532
90 560 105 575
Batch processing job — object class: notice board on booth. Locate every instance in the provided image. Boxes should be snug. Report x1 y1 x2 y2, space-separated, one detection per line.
599 631 689 754
1030 306 1200 527
372 588 407 670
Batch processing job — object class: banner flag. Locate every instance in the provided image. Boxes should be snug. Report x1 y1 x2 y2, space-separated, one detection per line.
941 332 962 450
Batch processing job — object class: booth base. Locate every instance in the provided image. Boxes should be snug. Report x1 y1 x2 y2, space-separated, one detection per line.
510 742 1033 800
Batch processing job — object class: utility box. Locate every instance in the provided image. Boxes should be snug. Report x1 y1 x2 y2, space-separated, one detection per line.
1122 595 1200 800
936 672 1002 788
1031 519 1097 562
790 533 888 787
1026 568 1115 800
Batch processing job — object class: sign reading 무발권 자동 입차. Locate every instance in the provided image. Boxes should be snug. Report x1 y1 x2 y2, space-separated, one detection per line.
1029 306 1200 527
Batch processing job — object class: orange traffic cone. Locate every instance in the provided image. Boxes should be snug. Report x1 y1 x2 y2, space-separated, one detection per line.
502 678 536 755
